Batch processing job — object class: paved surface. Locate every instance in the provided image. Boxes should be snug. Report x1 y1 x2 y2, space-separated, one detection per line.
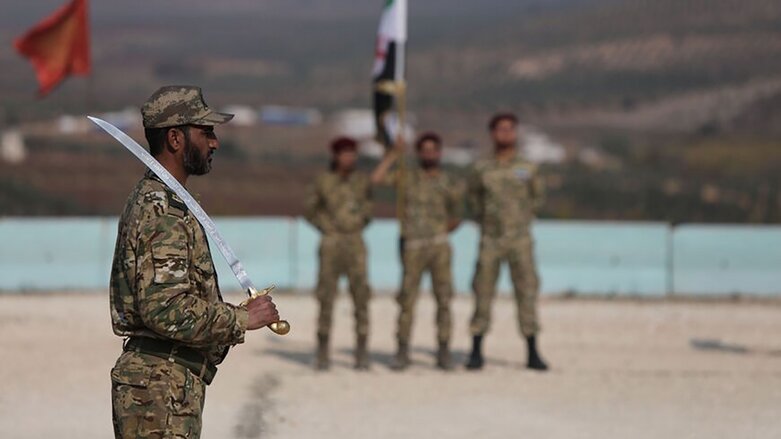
1 293 780 438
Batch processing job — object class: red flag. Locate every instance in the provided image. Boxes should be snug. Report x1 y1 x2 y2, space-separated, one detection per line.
14 0 90 97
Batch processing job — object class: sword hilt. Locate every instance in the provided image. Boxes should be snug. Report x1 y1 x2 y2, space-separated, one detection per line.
243 285 290 335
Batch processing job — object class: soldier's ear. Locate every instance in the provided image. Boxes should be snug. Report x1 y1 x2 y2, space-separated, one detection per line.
166 128 183 152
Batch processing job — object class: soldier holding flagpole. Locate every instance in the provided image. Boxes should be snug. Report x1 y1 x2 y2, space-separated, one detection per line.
372 132 463 370
372 0 463 371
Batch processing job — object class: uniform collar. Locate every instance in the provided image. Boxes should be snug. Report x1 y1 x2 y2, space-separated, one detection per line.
144 168 163 183
331 170 355 181
143 169 196 210
143 169 179 197
494 154 520 167
144 168 188 189
415 166 441 178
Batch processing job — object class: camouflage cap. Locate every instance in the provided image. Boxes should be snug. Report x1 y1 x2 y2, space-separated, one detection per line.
141 85 234 129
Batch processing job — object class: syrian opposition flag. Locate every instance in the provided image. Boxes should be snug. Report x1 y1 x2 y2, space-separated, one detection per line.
373 0 407 148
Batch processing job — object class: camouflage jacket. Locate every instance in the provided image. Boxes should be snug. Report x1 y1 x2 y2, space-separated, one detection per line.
468 154 544 238
110 171 248 365
304 171 372 235
382 166 463 241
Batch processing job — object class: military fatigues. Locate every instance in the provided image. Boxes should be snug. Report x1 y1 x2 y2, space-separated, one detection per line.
110 171 247 438
304 171 373 338
385 167 462 344
468 155 544 337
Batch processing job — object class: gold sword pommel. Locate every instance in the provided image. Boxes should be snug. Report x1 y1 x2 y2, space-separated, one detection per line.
241 285 291 335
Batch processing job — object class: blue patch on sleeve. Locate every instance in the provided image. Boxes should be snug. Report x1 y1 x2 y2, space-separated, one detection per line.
514 168 531 180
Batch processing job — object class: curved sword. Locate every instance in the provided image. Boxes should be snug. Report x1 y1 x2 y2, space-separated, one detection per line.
88 116 289 335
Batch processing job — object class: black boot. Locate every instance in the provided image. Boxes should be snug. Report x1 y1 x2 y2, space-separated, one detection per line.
315 333 330 371
436 341 452 370
390 341 410 371
526 335 549 371
465 335 484 370
355 335 370 370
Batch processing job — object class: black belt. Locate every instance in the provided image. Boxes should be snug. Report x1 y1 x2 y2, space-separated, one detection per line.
124 336 217 385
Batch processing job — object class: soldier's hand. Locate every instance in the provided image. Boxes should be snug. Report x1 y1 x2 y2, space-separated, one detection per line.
246 295 281 330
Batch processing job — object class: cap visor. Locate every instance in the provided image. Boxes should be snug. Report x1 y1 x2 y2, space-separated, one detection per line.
195 110 234 126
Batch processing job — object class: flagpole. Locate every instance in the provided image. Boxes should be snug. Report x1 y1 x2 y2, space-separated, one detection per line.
395 3 407 230
396 79 407 227
372 0 409 228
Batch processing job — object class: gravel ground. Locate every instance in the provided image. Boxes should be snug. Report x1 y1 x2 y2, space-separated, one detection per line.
1 292 780 438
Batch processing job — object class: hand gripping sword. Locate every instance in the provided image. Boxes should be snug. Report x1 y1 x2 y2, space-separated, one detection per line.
88 116 290 336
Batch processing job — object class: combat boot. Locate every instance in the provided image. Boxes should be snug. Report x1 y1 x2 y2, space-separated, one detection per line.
526 335 549 371
436 341 452 370
465 335 484 370
354 335 370 370
390 341 410 371
315 334 330 371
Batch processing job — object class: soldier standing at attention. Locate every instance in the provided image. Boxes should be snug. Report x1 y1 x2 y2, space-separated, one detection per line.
371 132 462 370
466 112 549 371
304 137 373 370
109 86 281 438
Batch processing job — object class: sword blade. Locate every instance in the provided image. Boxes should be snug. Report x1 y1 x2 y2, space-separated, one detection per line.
88 116 256 295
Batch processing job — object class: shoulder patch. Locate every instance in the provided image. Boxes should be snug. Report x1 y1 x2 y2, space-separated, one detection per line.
166 191 188 218
514 167 532 181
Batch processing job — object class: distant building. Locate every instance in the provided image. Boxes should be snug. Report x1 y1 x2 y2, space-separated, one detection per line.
260 106 322 126
222 105 258 127
57 115 91 134
1 129 26 164
332 109 377 140
332 108 414 158
441 146 473 166
521 127 566 164
96 108 141 131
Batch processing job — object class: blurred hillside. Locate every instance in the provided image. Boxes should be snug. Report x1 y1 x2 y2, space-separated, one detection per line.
1 0 779 222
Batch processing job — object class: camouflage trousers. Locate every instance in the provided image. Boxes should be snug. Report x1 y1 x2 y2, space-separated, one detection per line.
397 238 453 344
111 351 205 439
315 233 371 338
470 233 540 337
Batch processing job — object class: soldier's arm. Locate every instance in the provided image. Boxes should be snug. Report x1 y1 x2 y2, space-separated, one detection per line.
446 175 465 232
135 211 248 347
360 177 374 227
466 166 484 222
303 179 335 233
370 141 403 186
530 167 546 211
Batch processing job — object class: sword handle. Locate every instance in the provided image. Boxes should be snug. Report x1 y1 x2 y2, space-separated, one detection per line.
245 285 291 335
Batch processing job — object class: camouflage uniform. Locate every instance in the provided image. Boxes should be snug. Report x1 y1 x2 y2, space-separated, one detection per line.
110 172 247 438
468 155 544 337
110 86 243 438
385 167 462 344
304 171 373 338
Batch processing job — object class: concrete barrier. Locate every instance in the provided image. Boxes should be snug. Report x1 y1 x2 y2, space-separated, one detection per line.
1 217 778 296
672 224 781 295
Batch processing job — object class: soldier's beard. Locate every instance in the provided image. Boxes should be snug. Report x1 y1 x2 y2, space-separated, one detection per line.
331 160 355 174
419 158 439 170
495 141 515 151
184 140 212 176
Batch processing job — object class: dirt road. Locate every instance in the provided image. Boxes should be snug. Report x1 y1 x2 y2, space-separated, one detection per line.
1 293 779 438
